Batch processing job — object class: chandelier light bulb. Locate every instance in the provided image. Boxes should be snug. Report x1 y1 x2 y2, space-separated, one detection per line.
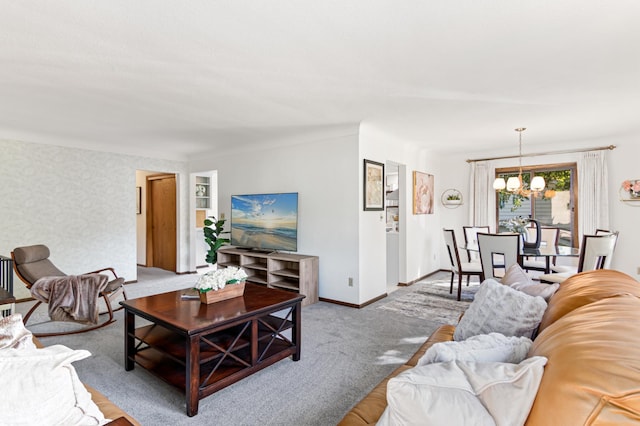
531 176 546 192
506 176 521 192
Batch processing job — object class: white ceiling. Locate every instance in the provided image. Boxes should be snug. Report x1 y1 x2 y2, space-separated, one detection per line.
2 1 639 161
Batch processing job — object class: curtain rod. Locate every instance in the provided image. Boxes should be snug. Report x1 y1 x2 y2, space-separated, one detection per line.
466 144 616 163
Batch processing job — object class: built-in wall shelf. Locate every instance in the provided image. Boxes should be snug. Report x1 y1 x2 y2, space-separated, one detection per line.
195 176 210 209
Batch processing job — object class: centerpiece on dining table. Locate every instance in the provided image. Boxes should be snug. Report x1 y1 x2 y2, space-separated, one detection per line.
194 266 248 304
500 216 542 249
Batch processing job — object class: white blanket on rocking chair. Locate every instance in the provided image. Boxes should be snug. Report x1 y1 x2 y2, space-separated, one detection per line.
31 274 109 324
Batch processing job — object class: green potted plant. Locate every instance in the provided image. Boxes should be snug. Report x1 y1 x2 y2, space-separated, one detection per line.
445 192 462 204
203 215 230 265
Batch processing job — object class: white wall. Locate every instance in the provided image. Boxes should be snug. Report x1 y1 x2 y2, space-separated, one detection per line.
188 128 361 304
0 140 189 299
359 123 444 304
135 170 156 265
437 138 640 280
605 138 640 279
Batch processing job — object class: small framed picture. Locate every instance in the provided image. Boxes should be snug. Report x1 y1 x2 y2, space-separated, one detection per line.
364 159 385 211
413 171 434 214
136 186 142 214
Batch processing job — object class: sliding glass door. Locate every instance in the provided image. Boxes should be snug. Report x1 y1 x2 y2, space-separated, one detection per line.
495 164 577 247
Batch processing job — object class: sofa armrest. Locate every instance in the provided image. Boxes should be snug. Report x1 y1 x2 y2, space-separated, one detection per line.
406 324 455 366
106 417 136 426
32 336 140 425
338 365 413 426
86 384 141 426
338 324 456 426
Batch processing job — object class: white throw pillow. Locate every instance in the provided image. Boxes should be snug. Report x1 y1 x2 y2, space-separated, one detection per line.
501 263 560 301
417 332 532 366
501 263 534 287
377 356 548 426
0 313 36 350
453 279 547 341
0 345 108 425
511 281 560 302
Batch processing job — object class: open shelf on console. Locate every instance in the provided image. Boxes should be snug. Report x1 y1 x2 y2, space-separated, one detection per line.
217 248 318 306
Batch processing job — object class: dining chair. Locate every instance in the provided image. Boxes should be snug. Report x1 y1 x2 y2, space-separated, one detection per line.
551 229 618 273
538 232 619 283
477 233 521 281
443 229 482 301
595 228 615 235
523 227 560 273
462 226 490 262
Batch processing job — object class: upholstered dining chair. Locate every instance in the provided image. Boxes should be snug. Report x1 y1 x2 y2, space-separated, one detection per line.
551 229 618 273
477 233 521 281
538 233 619 284
523 226 561 273
11 244 127 337
443 229 483 301
462 225 490 262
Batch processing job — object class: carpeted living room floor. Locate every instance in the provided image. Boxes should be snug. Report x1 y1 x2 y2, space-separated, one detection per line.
15 268 479 426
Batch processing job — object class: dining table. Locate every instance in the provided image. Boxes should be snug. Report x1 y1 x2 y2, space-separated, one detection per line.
521 244 580 274
464 242 580 274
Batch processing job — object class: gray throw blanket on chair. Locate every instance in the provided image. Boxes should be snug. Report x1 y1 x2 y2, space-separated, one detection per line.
31 274 109 324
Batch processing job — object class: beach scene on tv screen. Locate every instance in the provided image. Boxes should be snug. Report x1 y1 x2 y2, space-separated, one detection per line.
231 193 298 251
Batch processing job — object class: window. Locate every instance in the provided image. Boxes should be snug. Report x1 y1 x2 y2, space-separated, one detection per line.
496 163 577 247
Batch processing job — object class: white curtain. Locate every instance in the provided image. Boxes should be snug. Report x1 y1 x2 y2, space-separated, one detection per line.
468 161 496 229
578 150 609 239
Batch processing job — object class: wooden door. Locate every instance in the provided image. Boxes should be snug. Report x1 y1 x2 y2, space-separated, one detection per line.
146 174 177 272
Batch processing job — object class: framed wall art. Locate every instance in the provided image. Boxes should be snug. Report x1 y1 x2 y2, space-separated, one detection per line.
363 159 385 211
413 171 434 214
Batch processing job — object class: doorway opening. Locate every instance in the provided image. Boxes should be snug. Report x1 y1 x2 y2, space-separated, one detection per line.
135 170 177 273
386 161 406 294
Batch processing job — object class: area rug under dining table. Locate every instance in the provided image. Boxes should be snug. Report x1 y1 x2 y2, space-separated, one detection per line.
377 278 480 324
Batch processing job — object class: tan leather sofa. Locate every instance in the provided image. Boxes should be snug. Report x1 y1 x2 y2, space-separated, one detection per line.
339 269 640 425
33 337 141 426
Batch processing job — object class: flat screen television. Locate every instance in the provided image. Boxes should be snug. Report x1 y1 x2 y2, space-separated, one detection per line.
230 192 298 252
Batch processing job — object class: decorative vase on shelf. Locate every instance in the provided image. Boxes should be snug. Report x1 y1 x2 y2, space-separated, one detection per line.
199 281 246 304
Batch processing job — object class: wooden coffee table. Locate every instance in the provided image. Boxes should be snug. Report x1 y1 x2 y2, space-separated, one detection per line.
120 283 304 416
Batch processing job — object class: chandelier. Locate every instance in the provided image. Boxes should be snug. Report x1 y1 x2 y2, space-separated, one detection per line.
493 128 545 197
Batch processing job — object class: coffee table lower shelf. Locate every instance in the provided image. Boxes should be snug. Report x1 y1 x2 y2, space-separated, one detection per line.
130 336 294 392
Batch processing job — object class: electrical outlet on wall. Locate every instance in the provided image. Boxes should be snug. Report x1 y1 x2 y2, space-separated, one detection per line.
348 277 353 287
637 266 640 275
220 212 225 219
